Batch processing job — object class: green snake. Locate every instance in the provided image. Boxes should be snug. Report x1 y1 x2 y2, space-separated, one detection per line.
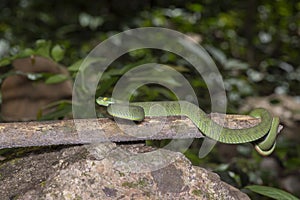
96 97 279 156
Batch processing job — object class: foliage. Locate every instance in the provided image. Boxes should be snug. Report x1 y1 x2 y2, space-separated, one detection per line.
245 185 299 200
0 39 71 120
0 40 67 86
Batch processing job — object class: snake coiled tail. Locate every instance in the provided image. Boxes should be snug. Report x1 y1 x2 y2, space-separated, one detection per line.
97 97 279 156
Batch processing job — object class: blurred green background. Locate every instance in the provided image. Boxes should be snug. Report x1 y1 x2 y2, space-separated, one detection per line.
0 0 299 199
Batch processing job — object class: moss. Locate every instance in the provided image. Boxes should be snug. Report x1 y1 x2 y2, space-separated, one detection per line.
122 181 136 188
137 178 147 187
40 181 46 187
11 195 19 200
192 189 203 196
74 195 83 200
118 171 125 177
9 158 19 165
122 179 148 189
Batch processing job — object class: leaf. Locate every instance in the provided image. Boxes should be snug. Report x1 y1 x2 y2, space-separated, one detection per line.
79 12 90 27
45 74 69 84
18 48 35 58
224 59 248 70
68 59 83 71
0 58 11 67
35 39 51 58
205 45 227 65
187 3 203 12
51 45 65 62
245 185 299 200
37 102 72 120
26 72 44 81
68 57 105 72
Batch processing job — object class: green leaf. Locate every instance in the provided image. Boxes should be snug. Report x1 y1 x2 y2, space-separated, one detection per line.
18 48 35 58
45 74 69 84
187 3 203 12
37 101 72 120
224 59 248 70
245 185 299 200
205 45 227 65
26 72 44 81
51 45 65 62
35 39 51 58
68 57 105 72
0 58 11 67
68 59 83 71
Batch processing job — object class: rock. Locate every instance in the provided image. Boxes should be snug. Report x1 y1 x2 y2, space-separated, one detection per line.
0 144 250 200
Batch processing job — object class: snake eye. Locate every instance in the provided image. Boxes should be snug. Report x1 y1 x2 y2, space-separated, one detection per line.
103 97 107 101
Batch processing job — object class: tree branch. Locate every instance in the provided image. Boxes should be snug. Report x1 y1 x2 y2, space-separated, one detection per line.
0 114 280 149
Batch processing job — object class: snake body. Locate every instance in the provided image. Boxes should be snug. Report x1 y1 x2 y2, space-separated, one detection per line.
97 97 279 156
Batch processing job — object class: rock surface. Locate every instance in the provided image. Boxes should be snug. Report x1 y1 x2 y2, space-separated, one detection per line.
0 143 250 200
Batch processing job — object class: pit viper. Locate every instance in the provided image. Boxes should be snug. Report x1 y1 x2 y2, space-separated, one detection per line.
96 97 279 156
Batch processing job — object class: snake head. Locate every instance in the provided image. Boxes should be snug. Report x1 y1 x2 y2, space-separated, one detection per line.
96 97 115 106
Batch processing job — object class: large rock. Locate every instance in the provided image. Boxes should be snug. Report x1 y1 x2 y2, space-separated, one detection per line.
0 143 250 199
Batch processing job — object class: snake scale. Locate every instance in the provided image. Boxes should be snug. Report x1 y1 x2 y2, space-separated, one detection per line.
96 97 279 156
